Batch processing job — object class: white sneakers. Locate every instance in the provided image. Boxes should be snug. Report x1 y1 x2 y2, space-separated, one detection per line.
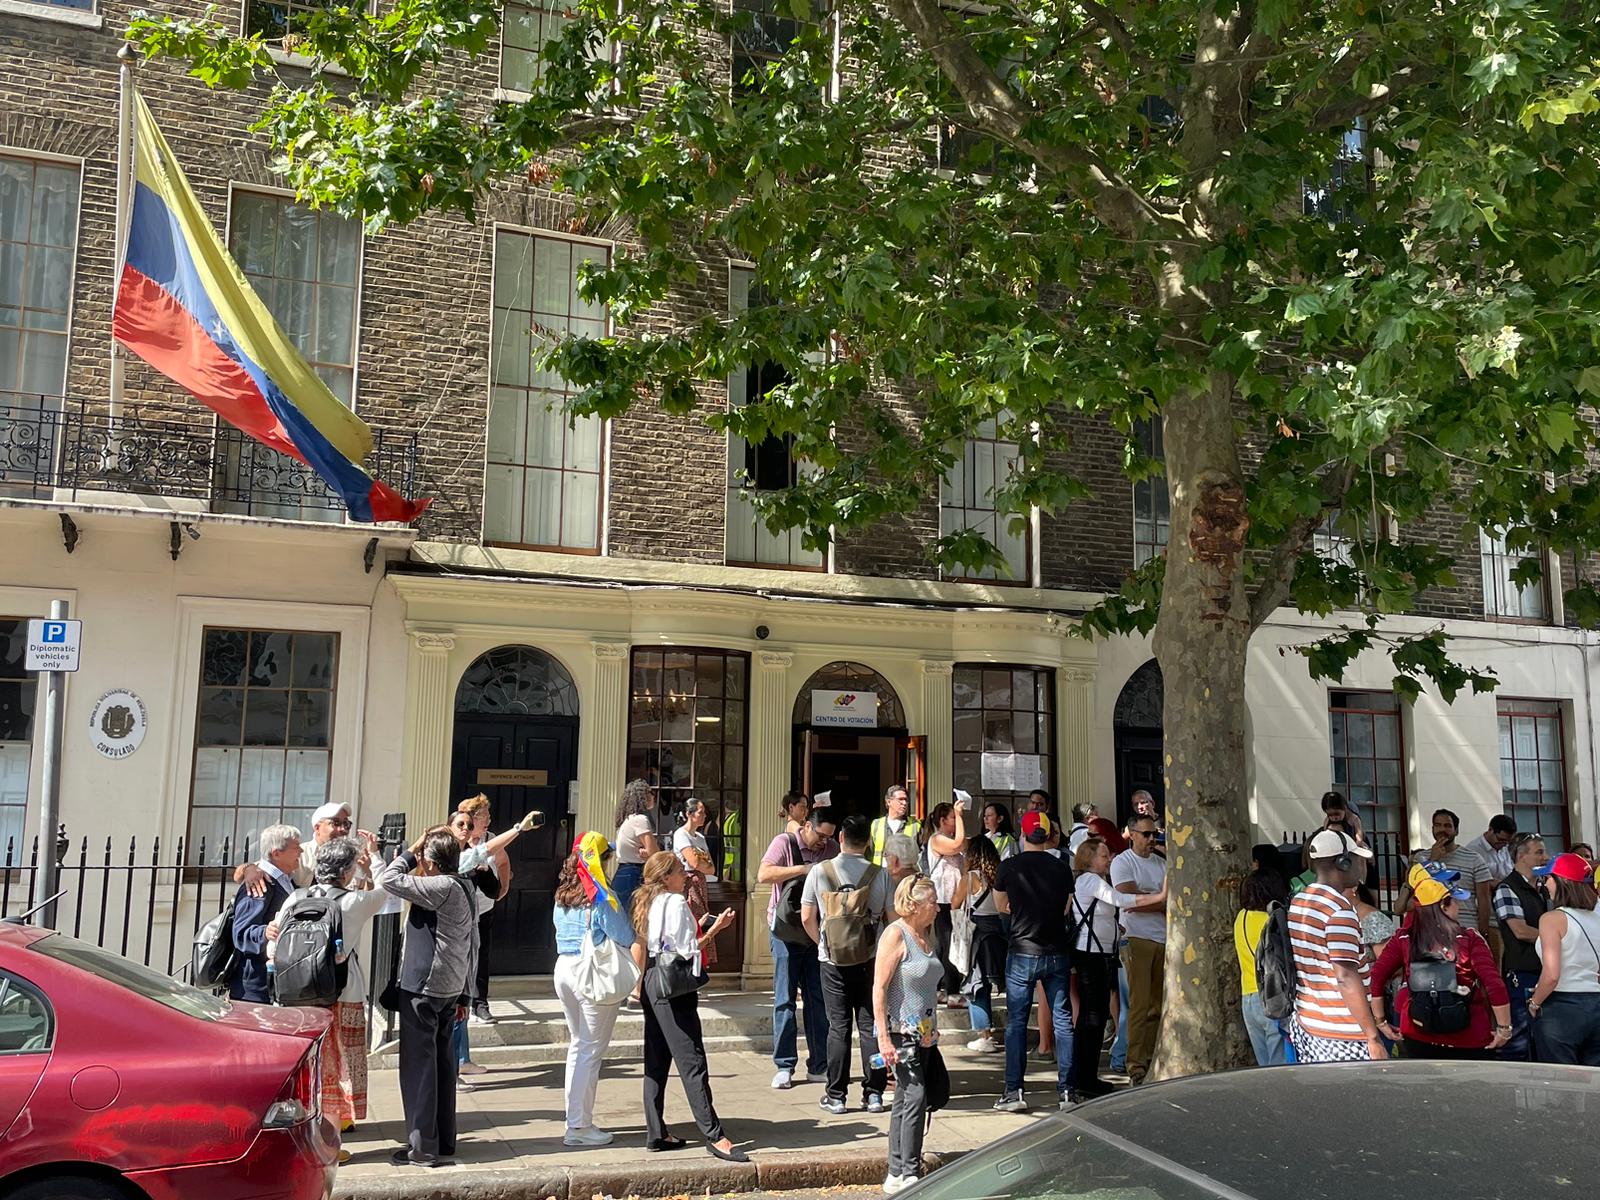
966 1035 1001 1054
805 1069 829 1082
459 1062 489 1077
563 1126 614 1147
772 1069 794 1089
884 1173 919 1193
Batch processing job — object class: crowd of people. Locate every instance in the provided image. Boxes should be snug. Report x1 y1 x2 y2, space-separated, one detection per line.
218 779 1600 1179
1234 793 1600 1068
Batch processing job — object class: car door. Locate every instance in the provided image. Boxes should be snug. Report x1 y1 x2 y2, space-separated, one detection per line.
0 970 53 1139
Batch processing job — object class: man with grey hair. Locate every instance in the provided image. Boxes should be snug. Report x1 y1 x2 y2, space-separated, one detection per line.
229 823 302 1002
883 833 920 887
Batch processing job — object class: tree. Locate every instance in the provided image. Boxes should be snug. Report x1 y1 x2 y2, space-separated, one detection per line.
135 0 1600 1075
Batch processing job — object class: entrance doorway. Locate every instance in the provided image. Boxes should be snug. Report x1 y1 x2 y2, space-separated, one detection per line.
450 645 579 976
791 662 924 821
1113 659 1164 828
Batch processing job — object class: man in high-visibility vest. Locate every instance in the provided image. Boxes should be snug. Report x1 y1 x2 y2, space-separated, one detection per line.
868 784 921 866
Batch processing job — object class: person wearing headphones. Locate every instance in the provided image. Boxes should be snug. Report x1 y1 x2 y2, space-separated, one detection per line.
1286 829 1390 1063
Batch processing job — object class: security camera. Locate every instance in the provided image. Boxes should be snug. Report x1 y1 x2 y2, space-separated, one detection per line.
755 625 770 640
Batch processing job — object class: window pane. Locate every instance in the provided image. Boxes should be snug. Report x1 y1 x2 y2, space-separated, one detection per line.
291 634 337 687
0 155 79 398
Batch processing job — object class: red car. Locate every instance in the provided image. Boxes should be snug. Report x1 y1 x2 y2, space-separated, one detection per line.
0 921 339 1200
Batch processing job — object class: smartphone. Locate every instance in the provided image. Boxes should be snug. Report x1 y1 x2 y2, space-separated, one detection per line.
698 912 717 931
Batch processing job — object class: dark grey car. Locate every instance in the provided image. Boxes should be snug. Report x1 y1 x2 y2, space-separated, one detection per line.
910 1061 1600 1199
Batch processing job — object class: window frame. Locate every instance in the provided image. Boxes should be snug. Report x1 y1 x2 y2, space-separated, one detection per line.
939 417 1034 585
185 624 342 862
497 0 619 100
724 262 826 571
1479 527 1552 624
0 616 34 863
952 663 1056 809
1327 687 1407 845
239 0 371 56
0 970 53 1056
0 149 84 407
1131 417 1170 569
484 223 613 556
625 646 752 884
1497 697 1571 850
728 0 836 100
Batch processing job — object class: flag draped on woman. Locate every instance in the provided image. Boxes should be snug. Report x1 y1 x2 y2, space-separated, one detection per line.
111 91 427 523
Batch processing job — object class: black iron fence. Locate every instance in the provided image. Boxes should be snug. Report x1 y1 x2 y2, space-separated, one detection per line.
0 392 420 518
1 814 406 1045
1281 827 1408 910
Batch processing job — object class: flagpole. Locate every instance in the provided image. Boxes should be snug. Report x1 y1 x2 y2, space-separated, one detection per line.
109 43 137 422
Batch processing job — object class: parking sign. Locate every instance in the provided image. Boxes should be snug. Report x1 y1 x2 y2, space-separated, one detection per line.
25 618 83 672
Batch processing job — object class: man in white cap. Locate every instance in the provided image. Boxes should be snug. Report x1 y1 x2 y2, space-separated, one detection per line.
236 800 382 894
1286 828 1388 1063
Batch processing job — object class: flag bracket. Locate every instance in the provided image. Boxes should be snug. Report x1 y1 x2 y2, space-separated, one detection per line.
363 536 380 574
59 514 79 555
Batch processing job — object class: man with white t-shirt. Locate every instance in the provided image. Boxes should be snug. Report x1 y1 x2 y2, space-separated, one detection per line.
1109 815 1166 1085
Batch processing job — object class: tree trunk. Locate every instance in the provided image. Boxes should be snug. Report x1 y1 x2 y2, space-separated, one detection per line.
1147 369 1255 1079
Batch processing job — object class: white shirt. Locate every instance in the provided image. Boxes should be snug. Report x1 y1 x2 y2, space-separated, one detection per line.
1073 872 1142 953
672 826 716 881
1067 823 1092 853
647 891 702 973
617 813 653 865
1109 849 1167 943
1467 833 1513 883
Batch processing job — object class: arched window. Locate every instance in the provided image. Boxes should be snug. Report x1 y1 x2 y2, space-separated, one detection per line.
455 645 579 716
792 661 906 728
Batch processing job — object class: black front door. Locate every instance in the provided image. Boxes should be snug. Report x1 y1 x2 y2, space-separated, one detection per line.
1114 728 1164 828
449 714 576 975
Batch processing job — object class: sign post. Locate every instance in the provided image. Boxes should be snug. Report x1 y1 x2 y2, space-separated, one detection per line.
27 604 80 928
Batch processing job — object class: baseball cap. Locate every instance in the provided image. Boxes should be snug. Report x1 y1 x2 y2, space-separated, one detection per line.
1020 811 1052 844
1307 829 1373 860
1535 852 1593 883
1418 859 1461 885
1407 862 1469 905
312 801 352 825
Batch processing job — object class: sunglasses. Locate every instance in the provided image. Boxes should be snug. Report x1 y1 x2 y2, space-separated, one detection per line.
1132 829 1158 838
324 817 352 829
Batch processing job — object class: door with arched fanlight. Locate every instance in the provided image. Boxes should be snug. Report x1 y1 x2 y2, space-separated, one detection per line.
1113 660 1164 828
450 645 579 976
791 661 923 824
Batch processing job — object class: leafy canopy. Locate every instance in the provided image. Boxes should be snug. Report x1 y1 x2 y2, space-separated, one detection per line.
134 0 1600 699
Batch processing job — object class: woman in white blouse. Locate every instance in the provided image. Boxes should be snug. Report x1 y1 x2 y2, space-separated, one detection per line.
628 851 746 1162
1069 837 1166 1101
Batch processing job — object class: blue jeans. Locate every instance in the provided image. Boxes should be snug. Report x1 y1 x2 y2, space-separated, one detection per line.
612 862 644 914
1004 952 1072 1096
1533 992 1600 1066
1502 969 1539 1061
453 1015 470 1066
1110 960 1129 1071
1240 992 1287 1066
770 932 827 1073
968 981 992 1032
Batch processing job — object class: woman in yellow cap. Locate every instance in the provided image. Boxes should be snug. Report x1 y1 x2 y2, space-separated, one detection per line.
1368 862 1510 1058
552 832 637 1147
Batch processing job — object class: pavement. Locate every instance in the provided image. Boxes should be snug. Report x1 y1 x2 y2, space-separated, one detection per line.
335 988 1072 1199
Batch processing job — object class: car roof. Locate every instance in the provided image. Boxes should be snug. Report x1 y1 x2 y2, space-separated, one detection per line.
919 1061 1600 1200
0 921 55 946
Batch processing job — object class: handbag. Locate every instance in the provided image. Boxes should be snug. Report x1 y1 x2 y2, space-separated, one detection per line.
572 907 640 1006
643 895 706 1002
949 886 977 977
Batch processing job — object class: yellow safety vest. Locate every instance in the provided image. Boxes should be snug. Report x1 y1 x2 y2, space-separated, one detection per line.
869 816 922 865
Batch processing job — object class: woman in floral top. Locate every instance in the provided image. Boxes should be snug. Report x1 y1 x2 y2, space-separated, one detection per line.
873 875 943 1195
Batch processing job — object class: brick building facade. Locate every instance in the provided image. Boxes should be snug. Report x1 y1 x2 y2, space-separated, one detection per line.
3 0 1595 980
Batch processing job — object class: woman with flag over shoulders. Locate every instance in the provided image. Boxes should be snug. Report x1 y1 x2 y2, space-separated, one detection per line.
551 833 636 1147
112 90 425 523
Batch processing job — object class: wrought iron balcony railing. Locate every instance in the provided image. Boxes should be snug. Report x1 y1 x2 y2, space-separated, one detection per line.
0 393 420 522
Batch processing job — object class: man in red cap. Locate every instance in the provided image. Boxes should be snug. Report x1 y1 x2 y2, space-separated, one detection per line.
991 810 1075 1112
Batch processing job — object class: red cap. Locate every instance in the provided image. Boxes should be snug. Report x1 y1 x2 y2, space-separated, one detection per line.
1020 811 1052 843
1535 852 1594 883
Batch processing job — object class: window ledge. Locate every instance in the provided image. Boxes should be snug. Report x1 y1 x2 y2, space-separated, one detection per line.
0 0 103 28
494 86 536 103
268 46 349 75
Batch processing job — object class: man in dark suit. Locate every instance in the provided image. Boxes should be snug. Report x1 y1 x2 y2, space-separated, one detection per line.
229 824 303 1003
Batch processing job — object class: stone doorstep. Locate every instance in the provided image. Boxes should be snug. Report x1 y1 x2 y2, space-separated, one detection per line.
334 1147 967 1200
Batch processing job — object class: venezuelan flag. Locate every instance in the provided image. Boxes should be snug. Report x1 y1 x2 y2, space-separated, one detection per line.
112 91 428 523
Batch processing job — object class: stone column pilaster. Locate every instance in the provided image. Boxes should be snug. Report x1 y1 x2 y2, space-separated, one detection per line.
579 639 631 838
400 631 455 837
743 648 793 981
920 658 955 811
1058 664 1097 815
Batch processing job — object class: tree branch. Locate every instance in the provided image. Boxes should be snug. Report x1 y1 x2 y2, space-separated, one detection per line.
1075 0 1141 64
1247 460 1360 627
1309 60 1440 130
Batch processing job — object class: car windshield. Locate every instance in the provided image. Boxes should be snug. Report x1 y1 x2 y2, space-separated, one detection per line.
28 933 231 1021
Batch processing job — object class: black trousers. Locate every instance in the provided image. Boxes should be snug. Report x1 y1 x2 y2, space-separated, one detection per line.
474 908 492 1006
1402 1037 1492 1061
642 972 725 1144
821 959 889 1103
934 904 960 993
397 989 458 1157
1071 950 1117 1096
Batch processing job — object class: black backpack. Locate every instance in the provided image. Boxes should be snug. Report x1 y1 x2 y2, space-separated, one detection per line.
271 886 348 1007
1255 901 1297 1021
772 835 813 946
192 895 239 991
1405 935 1473 1035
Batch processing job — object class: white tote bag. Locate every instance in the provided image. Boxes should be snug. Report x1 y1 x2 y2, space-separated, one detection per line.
571 908 640 1006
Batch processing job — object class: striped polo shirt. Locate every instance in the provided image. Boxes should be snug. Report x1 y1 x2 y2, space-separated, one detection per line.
1289 882 1370 1040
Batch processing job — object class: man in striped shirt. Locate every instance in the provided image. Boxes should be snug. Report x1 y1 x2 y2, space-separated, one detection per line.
1287 829 1389 1063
